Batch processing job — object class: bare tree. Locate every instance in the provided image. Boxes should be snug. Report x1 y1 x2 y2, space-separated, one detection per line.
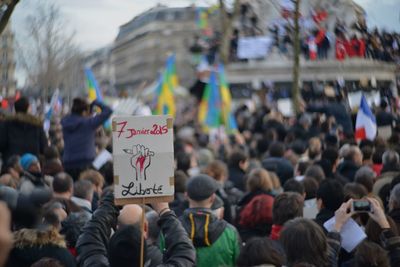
218 0 241 64
0 0 20 35
291 0 301 115
19 2 82 101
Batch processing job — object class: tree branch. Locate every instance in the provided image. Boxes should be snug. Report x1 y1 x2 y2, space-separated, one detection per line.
0 0 20 35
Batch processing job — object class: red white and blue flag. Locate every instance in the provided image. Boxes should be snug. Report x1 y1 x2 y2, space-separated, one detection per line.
355 95 377 141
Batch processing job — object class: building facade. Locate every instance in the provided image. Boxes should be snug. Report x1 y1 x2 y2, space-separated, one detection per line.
0 24 16 97
112 5 199 92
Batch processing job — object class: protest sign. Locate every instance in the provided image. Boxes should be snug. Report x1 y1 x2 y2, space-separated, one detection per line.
237 36 273 59
112 115 174 205
277 98 294 117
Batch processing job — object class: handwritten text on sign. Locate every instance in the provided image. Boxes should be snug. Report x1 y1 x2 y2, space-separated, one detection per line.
112 115 174 204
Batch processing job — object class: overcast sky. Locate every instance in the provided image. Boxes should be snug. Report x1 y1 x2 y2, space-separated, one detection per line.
10 0 400 52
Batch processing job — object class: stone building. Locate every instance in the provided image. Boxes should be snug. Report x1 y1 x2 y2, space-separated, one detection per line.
0 24 16 97
112 4 199 92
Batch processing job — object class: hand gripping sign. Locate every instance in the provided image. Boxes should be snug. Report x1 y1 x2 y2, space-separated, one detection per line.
112 115 174 205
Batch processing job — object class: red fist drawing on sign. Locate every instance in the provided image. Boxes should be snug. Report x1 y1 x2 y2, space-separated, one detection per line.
123 144 155 181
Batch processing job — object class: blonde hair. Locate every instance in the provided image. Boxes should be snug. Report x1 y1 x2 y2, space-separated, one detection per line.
247 168 273 192
79 169 105 188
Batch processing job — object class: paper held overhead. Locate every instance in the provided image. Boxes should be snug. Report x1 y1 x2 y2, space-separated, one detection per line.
112 115 175 205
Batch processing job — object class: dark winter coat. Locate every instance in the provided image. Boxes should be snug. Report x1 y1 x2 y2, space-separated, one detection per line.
337 160 360 181
6 228 76 267
0 113 48 162
61 101 112 169
262 157 294 185
76 194 196 267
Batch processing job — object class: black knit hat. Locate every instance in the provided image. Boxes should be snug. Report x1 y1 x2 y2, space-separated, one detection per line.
186 174 218 201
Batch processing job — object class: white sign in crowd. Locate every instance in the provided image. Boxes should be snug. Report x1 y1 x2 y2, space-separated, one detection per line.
112 115 175 205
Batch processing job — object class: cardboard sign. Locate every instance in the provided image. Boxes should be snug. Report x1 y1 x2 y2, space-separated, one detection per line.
112 115 174 205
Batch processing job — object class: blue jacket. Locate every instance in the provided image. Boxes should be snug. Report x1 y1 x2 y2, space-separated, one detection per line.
61 101 112 169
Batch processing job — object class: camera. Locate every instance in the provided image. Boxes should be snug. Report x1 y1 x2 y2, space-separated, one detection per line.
351 200 372 213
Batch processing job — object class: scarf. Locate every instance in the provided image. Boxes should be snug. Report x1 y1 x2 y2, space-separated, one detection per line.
270 224 283 240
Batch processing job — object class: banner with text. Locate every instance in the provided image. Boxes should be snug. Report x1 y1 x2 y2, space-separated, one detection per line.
112 115 174 205
237 36 274 60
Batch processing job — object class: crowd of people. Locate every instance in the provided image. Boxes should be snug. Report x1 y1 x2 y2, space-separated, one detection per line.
1 89 400 267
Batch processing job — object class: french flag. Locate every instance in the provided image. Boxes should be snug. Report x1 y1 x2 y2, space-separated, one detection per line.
355 95 377 141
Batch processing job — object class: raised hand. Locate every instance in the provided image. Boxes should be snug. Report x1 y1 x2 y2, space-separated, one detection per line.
124 145 154 181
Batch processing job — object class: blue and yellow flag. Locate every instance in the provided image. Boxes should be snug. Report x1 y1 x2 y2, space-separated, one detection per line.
154 55 178 116
84 67 103 102
198 63 237 133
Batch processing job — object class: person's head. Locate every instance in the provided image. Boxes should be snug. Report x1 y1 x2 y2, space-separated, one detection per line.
79 169 105 195
174 170 188 193
316 179 344 211
5 155 22 178
0 174 18 189
176 151 191 174
44 146 60 160
237 237 285 267
14 96 29 113
321 147 339 168
353 241 390 267
204 160 228 183
280 218 328 266
228 150 249 171
268 141 285 158
382 150 400 170
345 146 363 166
304 165 325 184
389 183 400 211
108 224 145 267
308 137 322 160
53 172 74 199
365 214 398 244
247 168 273 193
295 161 311 176
74 179 94 203
273 192 303 225
361 146 373 163
355 166 376 193
145 210 160 245
283 179 305 197
118 204 148 238
186 174 218 208
20 153 41 173
302 177 319 200
71 97 90 116
343 183 368 200
42 201 68 230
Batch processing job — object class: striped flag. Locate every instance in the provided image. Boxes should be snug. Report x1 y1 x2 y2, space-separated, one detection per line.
153 54 178 116
85 67 103 102
355 95 377 141
198 63 237 133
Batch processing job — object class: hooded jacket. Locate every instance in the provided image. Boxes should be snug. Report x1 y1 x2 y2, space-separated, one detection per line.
179 208 240 267
0 113 48 162
61 101 112 169
6 228 76 267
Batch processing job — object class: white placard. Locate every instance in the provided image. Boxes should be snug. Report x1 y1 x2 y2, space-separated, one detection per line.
277 98 294 117
348 91 362 110
323 217 367 253
237 36 273 59
112 115 174 204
